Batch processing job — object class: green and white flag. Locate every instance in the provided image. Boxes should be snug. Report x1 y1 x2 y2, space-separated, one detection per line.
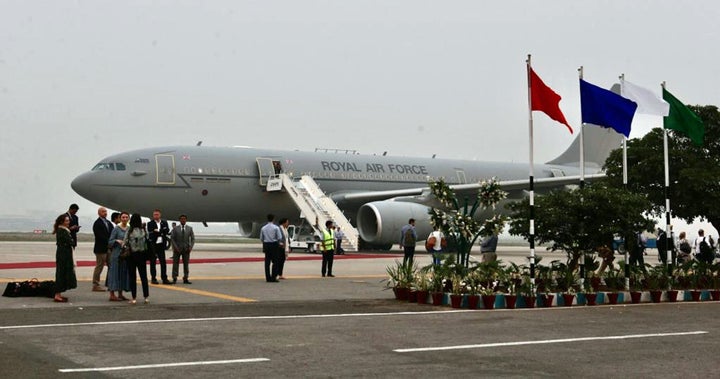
662 87 704 146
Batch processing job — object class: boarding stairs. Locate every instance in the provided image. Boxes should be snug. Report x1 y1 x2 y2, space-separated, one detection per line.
279 174 359 252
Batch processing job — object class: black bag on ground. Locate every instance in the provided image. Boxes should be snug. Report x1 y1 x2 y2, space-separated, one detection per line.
2 278 55 298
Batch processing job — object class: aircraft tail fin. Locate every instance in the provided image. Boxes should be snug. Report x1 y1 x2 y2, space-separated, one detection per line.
546 125 624 169
546 83 624 169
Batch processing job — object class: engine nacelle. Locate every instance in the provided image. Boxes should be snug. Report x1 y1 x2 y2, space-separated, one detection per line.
237 221 261 238
357 201 432 245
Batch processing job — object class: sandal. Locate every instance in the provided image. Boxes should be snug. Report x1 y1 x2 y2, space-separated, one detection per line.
118 295 128 301
109 296 120 302
53 297 67 303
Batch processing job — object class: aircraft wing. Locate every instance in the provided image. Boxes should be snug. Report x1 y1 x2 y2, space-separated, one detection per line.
331 173 605 205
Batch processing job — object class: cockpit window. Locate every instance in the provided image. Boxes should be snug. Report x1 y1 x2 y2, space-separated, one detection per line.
92 163 113 171
91 162 126 171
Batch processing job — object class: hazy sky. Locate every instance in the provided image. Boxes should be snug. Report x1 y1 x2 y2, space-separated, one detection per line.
2 1 719 221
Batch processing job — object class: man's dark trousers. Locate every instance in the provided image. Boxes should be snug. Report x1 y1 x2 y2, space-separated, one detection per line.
149 242 168 281
403 246 415 266
321 250 334 276
263 242 280 281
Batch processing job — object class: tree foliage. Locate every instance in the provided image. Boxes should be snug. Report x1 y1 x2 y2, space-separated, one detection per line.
429 178 507 267
508 184 655 266
603 105 720 230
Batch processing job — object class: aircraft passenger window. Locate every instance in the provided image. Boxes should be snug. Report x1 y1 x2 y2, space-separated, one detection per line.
92 163 113 171
115 163 126 171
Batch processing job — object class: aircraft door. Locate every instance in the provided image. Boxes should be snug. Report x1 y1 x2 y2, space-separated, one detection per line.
256 157 277 186
155 154 175 185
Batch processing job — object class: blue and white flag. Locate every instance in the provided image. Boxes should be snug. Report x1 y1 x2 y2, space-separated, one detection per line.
580 79 638 138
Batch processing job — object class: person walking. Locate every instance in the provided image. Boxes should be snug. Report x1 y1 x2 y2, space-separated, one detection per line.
91 207 114 292
124 213 150 304
170 214 195 284
426 226 445 265
319 220 336 277
260 214 283 282
277 218 290 280
107 212 130 302
52 214 77 302
147 209 171 284
399 218 417 266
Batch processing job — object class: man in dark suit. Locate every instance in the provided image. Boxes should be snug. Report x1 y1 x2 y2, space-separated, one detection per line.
66 203 80 248
147 209 172 284
170 214 195 284
91 207 114 291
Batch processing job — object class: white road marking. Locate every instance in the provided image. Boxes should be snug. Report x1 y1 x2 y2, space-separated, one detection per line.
0 310 471 330
59 358 269 373
393 330 709 353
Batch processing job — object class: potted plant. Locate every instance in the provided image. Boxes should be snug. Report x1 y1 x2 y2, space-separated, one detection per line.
517 277 535 308
464 270 481 310
628 265 644 304
603 268 624 305
384 260 415 301
582 275 598 306
711 262 720 301
415 270 431 305
644 264 667 303
503 262 522 309
449 273 465 308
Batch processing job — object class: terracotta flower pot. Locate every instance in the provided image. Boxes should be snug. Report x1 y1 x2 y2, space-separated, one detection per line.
606 292 619 305
585 293 597 306
467 294 480 309
408 290 418 303
450 294 463 308
523 295 536 308
505 294 517 309
690 290 701 302
667 290 679 302
649 290 662 303
630 291 642 304
562 293 575 307
711 290 720 301
395 287 409 301
542 294 554 307
481 294 496 310
417 290 429 304
431 292 444 306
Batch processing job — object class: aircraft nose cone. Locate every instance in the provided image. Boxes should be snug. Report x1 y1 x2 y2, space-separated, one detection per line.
71 172 92 198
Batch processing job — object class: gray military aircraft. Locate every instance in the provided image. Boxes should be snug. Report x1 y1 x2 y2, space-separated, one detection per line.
71 126 621 249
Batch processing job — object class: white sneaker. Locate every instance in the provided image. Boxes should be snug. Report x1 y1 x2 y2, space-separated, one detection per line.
144 298 149 304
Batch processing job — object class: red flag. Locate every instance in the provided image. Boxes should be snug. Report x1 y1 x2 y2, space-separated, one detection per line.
529 67 573 134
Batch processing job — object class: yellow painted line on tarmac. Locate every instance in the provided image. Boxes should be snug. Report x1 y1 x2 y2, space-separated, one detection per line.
151 283 257 303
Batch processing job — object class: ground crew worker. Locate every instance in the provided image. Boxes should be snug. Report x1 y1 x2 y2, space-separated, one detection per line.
320 220 335 277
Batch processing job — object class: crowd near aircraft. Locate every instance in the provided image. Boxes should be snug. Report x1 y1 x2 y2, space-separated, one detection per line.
71 127 622 249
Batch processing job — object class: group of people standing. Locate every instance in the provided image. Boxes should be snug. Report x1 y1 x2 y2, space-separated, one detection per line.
260 215 341 282
53 204 195 305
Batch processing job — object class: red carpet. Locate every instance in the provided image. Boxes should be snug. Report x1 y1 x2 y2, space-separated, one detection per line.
0 253 402 270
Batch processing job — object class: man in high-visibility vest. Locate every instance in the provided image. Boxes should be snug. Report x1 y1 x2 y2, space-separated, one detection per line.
319 220 336 277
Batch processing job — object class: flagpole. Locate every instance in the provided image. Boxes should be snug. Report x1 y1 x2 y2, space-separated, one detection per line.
661 81 673 278
526 54 536 296
577 66 585 285
619 73 630 291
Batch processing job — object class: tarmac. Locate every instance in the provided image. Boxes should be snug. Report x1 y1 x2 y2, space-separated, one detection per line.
1 241 718 378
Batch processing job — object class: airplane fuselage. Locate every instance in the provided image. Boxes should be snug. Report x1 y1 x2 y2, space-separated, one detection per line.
71 145 582 225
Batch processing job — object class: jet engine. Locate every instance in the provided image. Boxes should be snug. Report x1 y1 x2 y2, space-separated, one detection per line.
237 221 261 238
356 201 432 246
